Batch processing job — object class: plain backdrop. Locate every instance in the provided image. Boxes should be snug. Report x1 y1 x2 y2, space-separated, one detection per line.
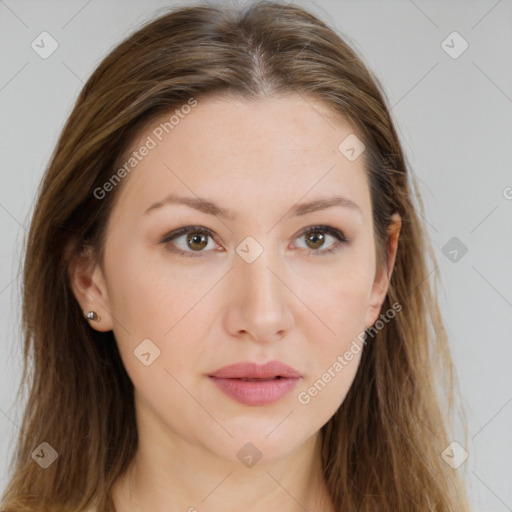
1 0 511 510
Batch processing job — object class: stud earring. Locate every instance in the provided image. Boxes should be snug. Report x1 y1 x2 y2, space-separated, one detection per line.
84 311 101 322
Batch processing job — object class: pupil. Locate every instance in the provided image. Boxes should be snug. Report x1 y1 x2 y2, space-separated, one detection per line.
307 232 324 249
187 232 207 250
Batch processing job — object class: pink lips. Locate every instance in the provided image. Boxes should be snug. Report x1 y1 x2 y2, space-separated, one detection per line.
208 361 302 406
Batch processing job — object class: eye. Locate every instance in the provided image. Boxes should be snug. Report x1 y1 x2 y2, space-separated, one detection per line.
160 226 219 258
159 224 350 258
293 225 349 256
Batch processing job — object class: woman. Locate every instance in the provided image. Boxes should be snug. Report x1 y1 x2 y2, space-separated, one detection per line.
1 1 471 510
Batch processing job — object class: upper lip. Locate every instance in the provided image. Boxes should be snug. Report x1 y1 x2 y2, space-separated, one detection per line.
208 361 302 379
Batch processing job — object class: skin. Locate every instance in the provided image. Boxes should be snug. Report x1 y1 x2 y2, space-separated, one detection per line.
70 93 401 512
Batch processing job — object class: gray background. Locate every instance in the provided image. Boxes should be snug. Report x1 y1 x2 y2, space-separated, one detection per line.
1 0 511 510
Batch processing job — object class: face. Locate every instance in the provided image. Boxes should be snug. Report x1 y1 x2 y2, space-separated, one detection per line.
71 93 400 465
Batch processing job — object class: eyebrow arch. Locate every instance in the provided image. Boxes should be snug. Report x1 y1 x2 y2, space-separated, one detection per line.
143 193 362 219
144 194 235 219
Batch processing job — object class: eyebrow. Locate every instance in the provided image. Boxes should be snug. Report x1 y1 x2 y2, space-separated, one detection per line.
143 193 362 219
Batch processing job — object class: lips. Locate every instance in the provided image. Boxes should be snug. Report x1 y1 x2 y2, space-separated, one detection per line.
208 361 302 379
208 361 302 406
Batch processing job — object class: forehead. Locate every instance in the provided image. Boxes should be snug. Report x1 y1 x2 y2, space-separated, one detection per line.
109 93 370 223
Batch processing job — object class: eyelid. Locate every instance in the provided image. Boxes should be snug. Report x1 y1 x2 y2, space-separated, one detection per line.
161 225 216 242
294 225 348 243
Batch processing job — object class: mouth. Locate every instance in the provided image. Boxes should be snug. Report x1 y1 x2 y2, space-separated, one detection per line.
207 360 302 406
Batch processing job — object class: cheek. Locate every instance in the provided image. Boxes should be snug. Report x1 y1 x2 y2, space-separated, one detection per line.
104 238 212 337
302 275 368 383
296 348 362 424
292 252 374 411
104 244 221 392
292 252 376 339
294 276 368 424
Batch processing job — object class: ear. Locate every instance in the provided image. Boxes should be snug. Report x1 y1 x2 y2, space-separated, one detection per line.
67 244 113 332
364 213 401 329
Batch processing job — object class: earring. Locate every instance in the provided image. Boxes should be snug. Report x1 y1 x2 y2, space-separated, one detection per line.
84 311 101 322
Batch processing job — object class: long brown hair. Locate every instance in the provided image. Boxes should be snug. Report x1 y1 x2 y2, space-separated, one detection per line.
1 1 471 510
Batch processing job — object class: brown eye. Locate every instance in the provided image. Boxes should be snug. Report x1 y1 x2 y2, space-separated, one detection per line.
186 232 208 251
294 225 349 256
160 226 218 257
305 231 326 250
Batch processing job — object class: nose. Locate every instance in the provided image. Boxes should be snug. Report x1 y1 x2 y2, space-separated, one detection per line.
223 247 295 344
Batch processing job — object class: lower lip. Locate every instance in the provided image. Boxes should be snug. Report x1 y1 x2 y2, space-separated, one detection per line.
208 376 301 406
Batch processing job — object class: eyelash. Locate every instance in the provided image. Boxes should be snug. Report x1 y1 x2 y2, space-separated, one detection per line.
159 225 350 258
